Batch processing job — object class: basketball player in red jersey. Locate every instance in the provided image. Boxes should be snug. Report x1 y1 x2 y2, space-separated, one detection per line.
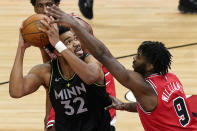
45 5 197 130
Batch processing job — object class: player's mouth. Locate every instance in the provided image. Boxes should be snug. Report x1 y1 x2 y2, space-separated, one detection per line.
75 47 83 55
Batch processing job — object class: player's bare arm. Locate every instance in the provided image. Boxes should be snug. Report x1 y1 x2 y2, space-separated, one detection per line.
9 28 50 98
105 96 137 112
45 5 157 112
45 90 52 125
39 17 104 85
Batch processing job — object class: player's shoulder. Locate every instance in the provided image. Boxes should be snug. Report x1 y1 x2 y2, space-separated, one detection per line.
166 72 180 81
167 72 177 77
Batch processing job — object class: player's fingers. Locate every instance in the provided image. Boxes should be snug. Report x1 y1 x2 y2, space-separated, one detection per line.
49 16 57 28
49 19 59 24
43 16 52 24
19 27 23 33
38 27 47 33
47 6 62 16
104 104 115 110
47 12 61 20
40 19 51 29
50 16 55 21
51 4 63 13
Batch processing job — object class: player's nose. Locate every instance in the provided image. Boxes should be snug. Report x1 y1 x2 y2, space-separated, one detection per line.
43 6 48 14
74 40 80 47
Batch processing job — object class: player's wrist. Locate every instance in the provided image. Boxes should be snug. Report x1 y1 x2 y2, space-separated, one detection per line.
55 41 67 53
70 19 81 30
122 103 128 111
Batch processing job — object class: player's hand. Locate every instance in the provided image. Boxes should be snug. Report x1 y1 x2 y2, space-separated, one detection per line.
18 27 31 49
38 16 59 47
105 96 125 110
45 5 77 28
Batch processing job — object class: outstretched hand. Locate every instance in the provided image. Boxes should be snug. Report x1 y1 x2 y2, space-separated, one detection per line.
105 96 125 110
45 5 77 28
38 16 59 47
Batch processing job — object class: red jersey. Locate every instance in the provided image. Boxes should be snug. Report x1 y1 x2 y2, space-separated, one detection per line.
102 66 116 119
187 95 197 114
137 73 197 131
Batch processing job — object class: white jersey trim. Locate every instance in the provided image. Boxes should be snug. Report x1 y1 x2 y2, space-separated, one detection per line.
146 79 158 95
105 72 110 77
110 116 116 126
46 120 55 129
146 73 160 79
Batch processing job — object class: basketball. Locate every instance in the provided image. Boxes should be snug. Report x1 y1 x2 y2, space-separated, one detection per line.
21 14 50 47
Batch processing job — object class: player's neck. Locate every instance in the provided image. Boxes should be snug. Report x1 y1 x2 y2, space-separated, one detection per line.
144 71 155 78
59 57 75 79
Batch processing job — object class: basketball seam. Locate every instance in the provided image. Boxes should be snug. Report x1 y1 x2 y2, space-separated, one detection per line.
22 20 44 31
23 32 46 36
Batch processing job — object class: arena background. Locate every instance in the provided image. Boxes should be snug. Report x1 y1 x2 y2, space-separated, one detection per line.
0 0 197 130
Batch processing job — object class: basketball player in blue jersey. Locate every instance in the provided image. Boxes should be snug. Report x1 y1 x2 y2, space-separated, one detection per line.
9 18 114 131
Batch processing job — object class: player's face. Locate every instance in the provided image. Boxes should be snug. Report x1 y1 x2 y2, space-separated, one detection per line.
132 52 148 76
34 0 58 14
60 31 84 57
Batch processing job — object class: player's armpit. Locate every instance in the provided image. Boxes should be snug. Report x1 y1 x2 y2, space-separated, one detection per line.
21 64 50 97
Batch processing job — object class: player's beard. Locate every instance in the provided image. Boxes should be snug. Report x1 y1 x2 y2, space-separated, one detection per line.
133 63 147 77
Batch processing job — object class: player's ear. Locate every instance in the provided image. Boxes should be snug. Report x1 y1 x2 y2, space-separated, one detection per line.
146 63 154 72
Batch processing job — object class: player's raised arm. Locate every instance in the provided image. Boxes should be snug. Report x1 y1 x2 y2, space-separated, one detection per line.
9 28 47 98
45 6 151 92
44 6 157 112
39 17 104 85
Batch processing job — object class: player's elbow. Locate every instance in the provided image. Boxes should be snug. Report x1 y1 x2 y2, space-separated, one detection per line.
9 87 24 98
84 75 99 85
9 92 23 98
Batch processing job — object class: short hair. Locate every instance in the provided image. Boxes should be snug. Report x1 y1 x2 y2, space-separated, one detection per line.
59 26 70 35
138 41 172 75
45 26 69 53
30 0 61 6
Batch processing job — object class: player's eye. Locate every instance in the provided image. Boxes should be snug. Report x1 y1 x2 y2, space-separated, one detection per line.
37 4 43 8
67 41 71 46
47 3 53 7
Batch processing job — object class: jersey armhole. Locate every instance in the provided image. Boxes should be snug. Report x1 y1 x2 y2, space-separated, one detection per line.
137 79 158 114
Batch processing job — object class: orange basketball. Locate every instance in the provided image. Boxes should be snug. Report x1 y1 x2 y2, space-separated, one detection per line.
21 14 50 47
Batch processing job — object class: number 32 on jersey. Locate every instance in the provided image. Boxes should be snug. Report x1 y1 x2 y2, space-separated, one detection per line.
61 97 88 115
